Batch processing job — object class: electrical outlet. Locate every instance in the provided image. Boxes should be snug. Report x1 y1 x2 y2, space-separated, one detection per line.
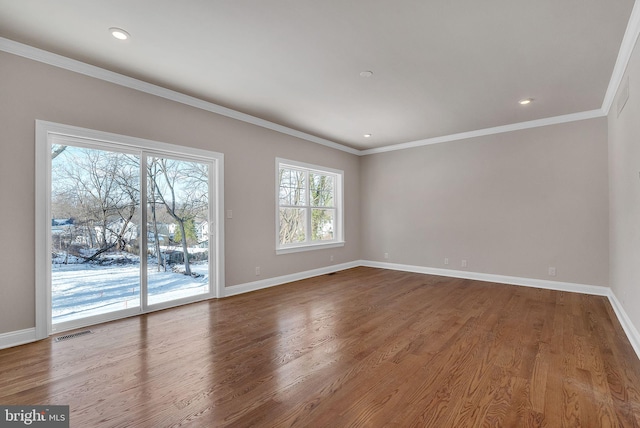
444 258 449 265
255 266 260 276
330 255 334 262
384 252 389 259
461 259 467 268
227 210 233 219
548 267 556 277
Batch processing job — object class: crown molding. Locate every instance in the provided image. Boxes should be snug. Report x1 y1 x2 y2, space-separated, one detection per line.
0 37 360 156
0 27 634 157
602 0 640 115
360 109 605 155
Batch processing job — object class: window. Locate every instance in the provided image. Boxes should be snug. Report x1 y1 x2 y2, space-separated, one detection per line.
276 158 344 253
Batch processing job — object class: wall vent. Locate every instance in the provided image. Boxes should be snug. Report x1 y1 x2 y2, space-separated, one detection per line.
54 330 93 342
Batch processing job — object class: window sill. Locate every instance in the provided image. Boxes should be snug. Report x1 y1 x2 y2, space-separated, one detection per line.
276 241 345 255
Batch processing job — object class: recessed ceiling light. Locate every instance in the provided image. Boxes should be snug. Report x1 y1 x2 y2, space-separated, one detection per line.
359 71 373 78
364 134 372 138
109 27 130 41
518 98 534 105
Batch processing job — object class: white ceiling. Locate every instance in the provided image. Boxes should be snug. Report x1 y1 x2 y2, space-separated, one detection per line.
0 0 635 151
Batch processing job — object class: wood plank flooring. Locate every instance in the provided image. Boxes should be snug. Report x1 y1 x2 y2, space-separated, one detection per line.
1 267 640 427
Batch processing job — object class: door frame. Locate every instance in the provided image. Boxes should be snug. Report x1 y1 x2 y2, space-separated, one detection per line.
35 120 225 338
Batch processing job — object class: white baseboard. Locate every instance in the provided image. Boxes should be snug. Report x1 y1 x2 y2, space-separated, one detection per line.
360 260 610 296
0 262 360 350
0 328 36 350
360 260 640 361
224 261 360 297
607 291 640 359
2 261 639 363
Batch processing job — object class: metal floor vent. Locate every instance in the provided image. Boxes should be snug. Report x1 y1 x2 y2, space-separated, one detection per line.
54 330 93 342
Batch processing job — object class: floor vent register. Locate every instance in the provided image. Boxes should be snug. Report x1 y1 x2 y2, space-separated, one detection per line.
54 330 93 342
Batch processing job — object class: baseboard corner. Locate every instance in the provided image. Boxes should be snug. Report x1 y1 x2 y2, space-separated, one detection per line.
607 291 640 360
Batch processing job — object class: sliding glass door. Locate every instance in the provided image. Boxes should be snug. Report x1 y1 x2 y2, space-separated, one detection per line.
51 144 142 324
146 155 211 306
46 128 219 333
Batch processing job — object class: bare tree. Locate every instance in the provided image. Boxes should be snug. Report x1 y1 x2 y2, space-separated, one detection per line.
53 148 139 261
148 157 208 276
309 172 334 240
279 168 306 244
278 168 335 244
148 160 166 271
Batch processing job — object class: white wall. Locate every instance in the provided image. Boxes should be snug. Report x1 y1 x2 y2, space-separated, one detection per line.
360 118 609 286
0 42 624 341
0 51 361 334
609 36 640 336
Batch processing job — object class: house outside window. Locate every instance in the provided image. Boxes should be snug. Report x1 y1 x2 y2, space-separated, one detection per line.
276 158 344 254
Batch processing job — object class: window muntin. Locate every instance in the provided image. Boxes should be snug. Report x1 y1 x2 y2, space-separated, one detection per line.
277 159 343 253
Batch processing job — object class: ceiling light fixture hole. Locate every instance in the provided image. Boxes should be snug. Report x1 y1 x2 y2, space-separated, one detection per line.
109 27 130 41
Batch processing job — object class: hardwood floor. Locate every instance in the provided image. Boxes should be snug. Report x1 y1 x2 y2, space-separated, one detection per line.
1 267 640 427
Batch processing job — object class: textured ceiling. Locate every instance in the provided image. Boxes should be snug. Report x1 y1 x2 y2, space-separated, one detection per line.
0 0 634 150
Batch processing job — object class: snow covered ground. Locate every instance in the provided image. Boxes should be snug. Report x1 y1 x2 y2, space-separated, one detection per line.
52 254 209 323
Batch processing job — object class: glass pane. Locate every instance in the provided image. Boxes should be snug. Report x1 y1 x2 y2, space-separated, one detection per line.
311 208 335 241
309 173 334 207
51 145 140 323
279 168 306 206
279 208 306 244
147 156 210 306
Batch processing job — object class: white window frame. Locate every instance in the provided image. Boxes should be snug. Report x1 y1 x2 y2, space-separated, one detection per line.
35 121 225 338
276 158 344 254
